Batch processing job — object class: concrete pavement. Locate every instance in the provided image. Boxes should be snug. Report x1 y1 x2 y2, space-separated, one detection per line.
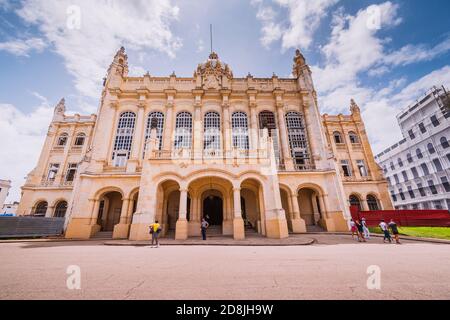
0 234 449 300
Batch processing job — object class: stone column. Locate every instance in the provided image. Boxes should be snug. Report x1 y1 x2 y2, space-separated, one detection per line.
132 104 146 159
163 104 174 151
113 198 131 239
175 188 189 240
223 104 231 156
290 193 306 233
45 206 54 218
193 105 203 161
249 104 258 150
276 104 293 170
233 187 245 240
89 199 101 225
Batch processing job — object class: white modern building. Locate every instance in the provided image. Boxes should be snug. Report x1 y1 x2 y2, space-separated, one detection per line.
0 179 12 209
1 202 19 215
375 86 450 211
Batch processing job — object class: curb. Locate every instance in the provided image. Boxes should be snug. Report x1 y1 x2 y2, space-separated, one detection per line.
103 238 317 247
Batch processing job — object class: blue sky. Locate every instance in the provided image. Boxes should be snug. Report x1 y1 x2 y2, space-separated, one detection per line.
0 0 449 201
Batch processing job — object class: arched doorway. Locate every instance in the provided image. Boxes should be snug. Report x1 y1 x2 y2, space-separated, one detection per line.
241 178 264 233
298 188 322 227
54 201 68 218
97 191 122 232
202 193 223 225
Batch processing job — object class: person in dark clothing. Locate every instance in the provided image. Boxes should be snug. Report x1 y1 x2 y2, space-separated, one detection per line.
355 220 366 242
201 218 209 240
389 219 401 244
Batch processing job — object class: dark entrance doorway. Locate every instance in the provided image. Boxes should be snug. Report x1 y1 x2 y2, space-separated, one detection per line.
203 196 223 226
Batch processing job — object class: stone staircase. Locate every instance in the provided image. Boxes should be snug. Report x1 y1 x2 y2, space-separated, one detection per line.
92 231 113 239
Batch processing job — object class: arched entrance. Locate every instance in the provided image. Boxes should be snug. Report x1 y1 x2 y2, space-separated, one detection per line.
202 192 223 226
298 187 323 228
97 191 122 232
241 178 264 233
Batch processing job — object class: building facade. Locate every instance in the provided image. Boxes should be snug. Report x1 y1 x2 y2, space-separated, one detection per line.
0 179 11 209
375 86 450 211
17 48 392 240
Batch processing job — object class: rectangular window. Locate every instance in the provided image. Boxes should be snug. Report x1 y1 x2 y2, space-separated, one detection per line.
357 160 368 177
399 188 406 201
422 202 430 209
421 163 430 176
407 186 415 199
419 123 426 134
394 174 400 184
428 180 438 195
408 130 415 140
390 191 397 202
441 177 450 192
401 171 409 182
430 115 440 127
417 183 426 197
412 204 419 210
386 177 391 186
341 160 352 177
411 167 419 179
47 163 60 181
433 200 443 210
432 159 443 172
65 163 78 182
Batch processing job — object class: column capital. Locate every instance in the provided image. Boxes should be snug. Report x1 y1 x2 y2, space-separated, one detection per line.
179 188 189 193
121 198 131 202
110 102 119 109
233 187 241 192
137 102 146 109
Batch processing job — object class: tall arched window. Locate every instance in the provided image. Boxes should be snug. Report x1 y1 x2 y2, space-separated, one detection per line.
232 112 249 150
74 133 86 146
349 195 362 211
145 112 164 153
440 137 449 149
112 112 136 166
57 133 68 146
259 111 280 160
54 201 68 218
204 112 221 150
174 112 192 149
34 201 48 217
349 131 359 144
333 131 343 144
367 195 380 211
427 143 436 154
285 112 310 166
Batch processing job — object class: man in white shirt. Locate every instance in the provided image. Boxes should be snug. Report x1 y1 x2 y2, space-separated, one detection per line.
379 220 392 243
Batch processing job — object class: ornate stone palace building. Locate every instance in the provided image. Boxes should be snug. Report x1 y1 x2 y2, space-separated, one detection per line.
17 48 392 240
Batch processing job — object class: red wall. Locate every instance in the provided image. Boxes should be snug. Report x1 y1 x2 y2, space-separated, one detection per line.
350 206 450 227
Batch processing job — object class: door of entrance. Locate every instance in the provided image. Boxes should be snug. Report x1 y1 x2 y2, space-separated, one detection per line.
203 196 223 225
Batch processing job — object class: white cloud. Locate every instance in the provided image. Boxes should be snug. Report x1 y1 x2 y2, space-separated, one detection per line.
16 0 182 99
0 101 53 202
0 37 47 57
253 0 338 50
196 39 205 53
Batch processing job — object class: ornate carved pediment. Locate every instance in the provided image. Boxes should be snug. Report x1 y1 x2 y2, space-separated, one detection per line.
196 52 233 90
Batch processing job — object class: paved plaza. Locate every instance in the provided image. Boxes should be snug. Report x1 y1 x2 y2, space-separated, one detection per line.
0 235 449 300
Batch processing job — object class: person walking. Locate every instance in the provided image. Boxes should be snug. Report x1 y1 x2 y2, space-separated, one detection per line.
361 218 370 240
350 219 358 240
355 220 366 242
389 219 401 244
201 218 209 241
150 220 162 248
379 219 392 243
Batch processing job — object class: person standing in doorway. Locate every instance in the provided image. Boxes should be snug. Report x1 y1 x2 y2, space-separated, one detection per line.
201 218 209 241
150 220 162 248
379 220 392 243
389 219 401 244
361 218 370 240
